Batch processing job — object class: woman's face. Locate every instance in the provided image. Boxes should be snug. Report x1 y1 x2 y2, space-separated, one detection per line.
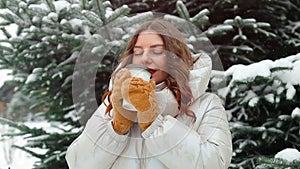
132 31 169 84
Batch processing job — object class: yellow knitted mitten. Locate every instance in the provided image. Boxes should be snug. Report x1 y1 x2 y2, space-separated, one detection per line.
111 68 136 134
122 77 158 131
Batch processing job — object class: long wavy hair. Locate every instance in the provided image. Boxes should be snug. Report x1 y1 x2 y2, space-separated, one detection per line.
102 19 197 122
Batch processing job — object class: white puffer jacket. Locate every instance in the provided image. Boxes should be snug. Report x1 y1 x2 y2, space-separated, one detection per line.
65 53 232 169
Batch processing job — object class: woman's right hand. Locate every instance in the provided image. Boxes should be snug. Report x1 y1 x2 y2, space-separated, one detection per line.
121 77 158 131
111 68 136 134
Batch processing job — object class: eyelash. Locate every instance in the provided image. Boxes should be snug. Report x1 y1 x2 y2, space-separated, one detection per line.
133 50 164 56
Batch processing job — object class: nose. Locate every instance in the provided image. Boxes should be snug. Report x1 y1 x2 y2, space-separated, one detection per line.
141 50 152 65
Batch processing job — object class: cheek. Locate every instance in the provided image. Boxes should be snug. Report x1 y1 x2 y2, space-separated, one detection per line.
154 55 168 69
132 56 142 64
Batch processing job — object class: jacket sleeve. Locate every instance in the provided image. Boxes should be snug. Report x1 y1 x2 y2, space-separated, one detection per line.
141 94 232 169
65 103 129 169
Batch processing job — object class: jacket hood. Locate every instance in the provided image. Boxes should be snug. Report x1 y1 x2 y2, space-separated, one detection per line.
189 53 212 100
156 53 212 117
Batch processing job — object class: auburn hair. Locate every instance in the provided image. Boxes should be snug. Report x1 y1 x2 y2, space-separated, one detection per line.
102 19 197 122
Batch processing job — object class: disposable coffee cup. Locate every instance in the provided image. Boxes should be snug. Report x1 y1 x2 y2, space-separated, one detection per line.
125 64 151 81
122 64 151 111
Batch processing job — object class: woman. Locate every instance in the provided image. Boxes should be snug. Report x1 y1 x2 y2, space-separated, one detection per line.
65 19 232 169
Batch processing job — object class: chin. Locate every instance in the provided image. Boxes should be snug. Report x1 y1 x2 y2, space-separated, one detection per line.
151 71 168 84
151 77 163 84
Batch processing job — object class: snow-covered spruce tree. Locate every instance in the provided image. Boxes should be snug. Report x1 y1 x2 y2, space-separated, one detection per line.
0 0 212 167
0 0 145 168
256 156 300 169
111 0 300 69
255 148 300 169
0 0 204 168
173 1 277 70
194 0 300 68
211 53 300 169
0 0 299 168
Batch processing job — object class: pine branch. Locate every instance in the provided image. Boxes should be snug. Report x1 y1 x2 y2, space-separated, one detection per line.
12 145 45 159
45 0 56 12
95 0 106 24
81 0 88 10
42 150 66 165
0 27 12 39
106 5 130 23
82 10 103 27
190 8 210 26
0 117 48 136
0 42 13 53
256 157 300 169
0 10 25 27
176 1 190 21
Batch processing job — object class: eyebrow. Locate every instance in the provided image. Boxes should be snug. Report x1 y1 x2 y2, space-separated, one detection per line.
134 44 164 49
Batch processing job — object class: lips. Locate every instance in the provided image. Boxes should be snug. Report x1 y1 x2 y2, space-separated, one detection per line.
148 68 157 75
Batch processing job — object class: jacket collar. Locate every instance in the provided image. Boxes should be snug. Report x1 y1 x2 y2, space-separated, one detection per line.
189 53 212 100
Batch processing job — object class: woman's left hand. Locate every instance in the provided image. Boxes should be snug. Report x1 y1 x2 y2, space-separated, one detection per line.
122 77 159 131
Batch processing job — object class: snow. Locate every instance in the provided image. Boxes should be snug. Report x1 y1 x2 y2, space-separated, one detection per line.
29 25 38 32
0 69 13 88
264 93 274 103
291 107 300 118
0 0 299 167
273 54 300 85
286 83 296 100
91 45 105 54
225 60 272 82
48 12 58 21
273 57 293 68
67 18 91 38
0 9 16 20
248 97 259 107
25 73 37 84
42 15 52 23
68 18 83 29
18 1 27 8
0 123 38 169
64 109 80 122
207 25 233 35
240 90 257 104
0 120 77 168
275 148 300 162
53 0 70 13
225 53 300 85
276 86 284 95
216 53 300 103
0 10 18 43
28 3 48 11
32 16 41 23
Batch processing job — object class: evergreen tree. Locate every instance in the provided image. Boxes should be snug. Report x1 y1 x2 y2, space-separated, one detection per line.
256 154 300 169
0 0 133 168
0 0 300 168
0 0 205 168
111 0 300 69
211 53 300 168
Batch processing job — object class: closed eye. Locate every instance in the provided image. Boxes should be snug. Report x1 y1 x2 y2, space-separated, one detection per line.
133 50 143 56
133 46 165 56
152 49 164 55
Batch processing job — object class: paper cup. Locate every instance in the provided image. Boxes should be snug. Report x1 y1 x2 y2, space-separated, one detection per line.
122 64 151 111
126 64 151 81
